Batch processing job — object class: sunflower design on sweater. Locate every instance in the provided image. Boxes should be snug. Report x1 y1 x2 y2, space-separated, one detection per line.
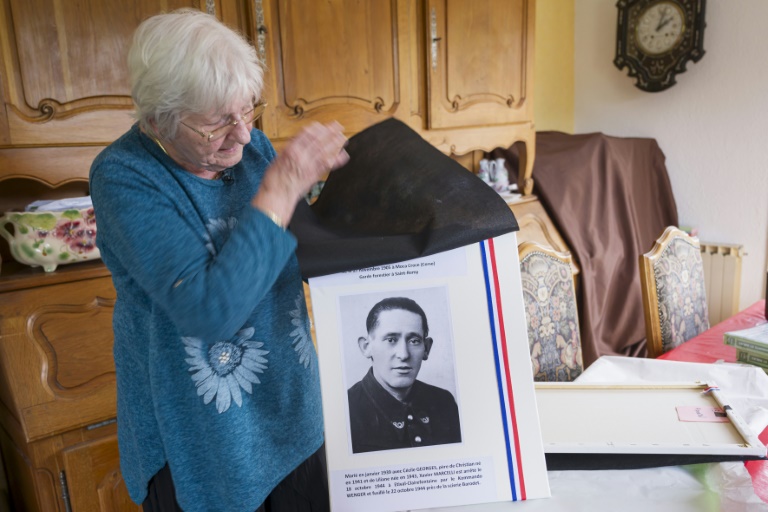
204 216 238 256
183 327 269 413
289 292 313 368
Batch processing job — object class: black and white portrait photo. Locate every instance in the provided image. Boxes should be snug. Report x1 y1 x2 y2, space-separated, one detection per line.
339 287 462 454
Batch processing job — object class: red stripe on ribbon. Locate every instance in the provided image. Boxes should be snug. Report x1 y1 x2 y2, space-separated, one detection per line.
487 238 526 500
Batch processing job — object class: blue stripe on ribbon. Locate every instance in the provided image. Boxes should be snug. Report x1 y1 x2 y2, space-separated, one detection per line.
480 241 518 500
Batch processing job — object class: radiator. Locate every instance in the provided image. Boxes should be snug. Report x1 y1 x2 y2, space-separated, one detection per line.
700 241 744 325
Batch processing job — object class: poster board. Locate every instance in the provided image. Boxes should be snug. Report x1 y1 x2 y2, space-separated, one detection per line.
535 382 766 457
308 232 550 512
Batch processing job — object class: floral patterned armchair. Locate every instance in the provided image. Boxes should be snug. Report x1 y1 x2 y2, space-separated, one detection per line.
640 226 710 358
519 242 583 382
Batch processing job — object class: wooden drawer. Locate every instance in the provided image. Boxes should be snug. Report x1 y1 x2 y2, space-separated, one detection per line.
62 434 140 512
0 275 117 443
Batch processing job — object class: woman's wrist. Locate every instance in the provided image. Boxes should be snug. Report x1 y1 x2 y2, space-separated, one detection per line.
260 208 285 230
251 181 295 230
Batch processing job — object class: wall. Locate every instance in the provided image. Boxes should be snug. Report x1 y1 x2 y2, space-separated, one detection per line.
534 0 574 133
573 0 768 309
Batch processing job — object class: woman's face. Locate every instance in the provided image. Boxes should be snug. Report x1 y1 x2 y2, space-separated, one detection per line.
165 100 254 176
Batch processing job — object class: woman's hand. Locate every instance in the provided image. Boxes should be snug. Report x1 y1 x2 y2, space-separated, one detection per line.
253 121 349 226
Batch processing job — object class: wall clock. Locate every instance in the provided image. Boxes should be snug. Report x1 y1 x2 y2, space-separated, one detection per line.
614 0 706 92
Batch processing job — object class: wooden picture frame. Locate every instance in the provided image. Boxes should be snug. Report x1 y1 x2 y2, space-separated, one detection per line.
535 382 765 457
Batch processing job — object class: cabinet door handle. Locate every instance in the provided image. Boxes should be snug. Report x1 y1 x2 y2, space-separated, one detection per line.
255 0 267 65
59 471 73 512
430 7 439 70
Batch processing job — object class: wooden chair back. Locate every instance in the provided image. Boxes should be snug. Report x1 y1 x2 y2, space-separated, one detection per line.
518 241 583 381
640 226 710 358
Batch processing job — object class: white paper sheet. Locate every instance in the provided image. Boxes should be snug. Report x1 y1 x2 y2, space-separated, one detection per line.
309 232 550 512
26 196 92 212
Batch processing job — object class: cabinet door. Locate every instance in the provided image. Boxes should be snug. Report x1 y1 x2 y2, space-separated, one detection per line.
62 435 141 512
0 276 117 441
426 0 534 130
258 0 402 140
0 0 208 148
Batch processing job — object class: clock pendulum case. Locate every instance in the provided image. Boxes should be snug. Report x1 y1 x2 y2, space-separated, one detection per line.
614 0 706 92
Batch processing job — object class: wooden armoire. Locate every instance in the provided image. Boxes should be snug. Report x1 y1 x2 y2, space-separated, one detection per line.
0 1 567 510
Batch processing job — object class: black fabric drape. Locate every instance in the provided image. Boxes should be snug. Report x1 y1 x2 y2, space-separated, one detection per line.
291 118 518 279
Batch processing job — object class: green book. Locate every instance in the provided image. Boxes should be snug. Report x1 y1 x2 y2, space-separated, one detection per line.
723 323 768 357
736 349 768 374
736 348 768 366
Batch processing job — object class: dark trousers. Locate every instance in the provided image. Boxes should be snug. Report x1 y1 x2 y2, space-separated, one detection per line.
142 445 329 512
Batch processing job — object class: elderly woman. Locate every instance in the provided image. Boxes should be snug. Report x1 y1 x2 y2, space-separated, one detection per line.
89 9 347 512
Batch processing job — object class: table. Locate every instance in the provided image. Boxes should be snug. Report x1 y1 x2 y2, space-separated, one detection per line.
659 299 768 504
427 301 768 512
658 299 766 365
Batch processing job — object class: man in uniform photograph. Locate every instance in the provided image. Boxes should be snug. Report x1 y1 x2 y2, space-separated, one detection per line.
347 296 462 453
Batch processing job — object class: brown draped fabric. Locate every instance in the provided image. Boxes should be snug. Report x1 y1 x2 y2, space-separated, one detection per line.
492 132 678 367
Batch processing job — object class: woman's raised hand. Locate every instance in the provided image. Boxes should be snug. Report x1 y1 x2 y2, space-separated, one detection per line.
253 122 349 225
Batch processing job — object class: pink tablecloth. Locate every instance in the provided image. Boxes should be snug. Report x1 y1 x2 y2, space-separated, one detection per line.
659 299 768 503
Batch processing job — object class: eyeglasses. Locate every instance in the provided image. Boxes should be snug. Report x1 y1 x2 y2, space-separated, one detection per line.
180 102 268 142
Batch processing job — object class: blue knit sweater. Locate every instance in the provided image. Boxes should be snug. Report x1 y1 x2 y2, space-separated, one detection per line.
89 125 324 512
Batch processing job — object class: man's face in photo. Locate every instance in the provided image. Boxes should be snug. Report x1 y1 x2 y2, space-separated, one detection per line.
360 308 433 397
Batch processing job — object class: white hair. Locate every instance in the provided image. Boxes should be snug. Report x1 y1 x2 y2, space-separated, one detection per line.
128 8 264 138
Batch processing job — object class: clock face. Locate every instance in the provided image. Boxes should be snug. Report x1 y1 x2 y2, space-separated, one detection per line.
635 1 686 55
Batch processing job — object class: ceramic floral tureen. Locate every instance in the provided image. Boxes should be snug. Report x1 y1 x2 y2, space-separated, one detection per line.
0 207 100 272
